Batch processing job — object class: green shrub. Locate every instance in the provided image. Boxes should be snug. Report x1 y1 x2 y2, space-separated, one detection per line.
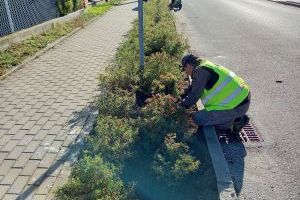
138 95 190 152
98 62 139 91
72 0 83 11
57 0 74 16
55 155 132 200
86 115 138 163
153 133 200 186
140 52 181 96
97 89 137 118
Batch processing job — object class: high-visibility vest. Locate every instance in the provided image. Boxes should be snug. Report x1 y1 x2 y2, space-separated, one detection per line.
199 60 250 111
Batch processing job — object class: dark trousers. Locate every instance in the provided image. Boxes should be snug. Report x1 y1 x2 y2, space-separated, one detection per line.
192 99 250 129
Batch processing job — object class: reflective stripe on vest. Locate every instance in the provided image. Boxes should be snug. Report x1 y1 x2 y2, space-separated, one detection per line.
199 60 249 111
202 71 236 105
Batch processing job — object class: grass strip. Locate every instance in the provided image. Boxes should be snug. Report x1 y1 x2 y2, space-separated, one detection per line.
0 2 116 77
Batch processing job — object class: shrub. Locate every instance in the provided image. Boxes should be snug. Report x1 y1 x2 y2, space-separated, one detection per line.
55 155 132 200
152 133 200 186
141 52 181 96
72 0 83 11
57 0 74 16
138 95 190 152
97 89 137 118
86 115 138 163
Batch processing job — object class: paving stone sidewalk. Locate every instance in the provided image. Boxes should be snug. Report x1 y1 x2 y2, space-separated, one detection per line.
0 1 137 199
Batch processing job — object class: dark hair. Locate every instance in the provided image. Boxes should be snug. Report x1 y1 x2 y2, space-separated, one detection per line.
181 54 200 68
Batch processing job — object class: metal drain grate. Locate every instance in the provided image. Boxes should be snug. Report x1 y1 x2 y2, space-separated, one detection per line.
217 122 263 143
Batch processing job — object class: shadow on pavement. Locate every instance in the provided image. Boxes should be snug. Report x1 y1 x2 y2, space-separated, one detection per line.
221 142 246 195
16 103 98 199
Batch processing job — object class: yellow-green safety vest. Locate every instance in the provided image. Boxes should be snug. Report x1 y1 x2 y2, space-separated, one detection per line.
199 60 250 111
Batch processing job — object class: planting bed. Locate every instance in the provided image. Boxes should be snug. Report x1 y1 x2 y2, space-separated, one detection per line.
55 0 218 199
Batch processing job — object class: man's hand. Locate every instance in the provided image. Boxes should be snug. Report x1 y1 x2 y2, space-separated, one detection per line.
180 87 192 99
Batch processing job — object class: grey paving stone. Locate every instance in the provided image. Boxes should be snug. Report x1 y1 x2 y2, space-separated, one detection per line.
42 109 56 117
0 152 8 163
55 106 68 114
0 135 12 146
41 121 56 130
33 102 44 109
55 132 67 142
8 175 29 194
48 126 63 135
0 186 10 199
0 168 22 185
28 168 48 186
49 113 61 121
30 113 44 121
62 135 76 147
11 112 26 121
0 160 15 175
37 106 50 114
41 135 56 147
18 135 34 146
21 160 40 176
13 153 31 168
1 121 17 130
20 105 33 113
22 121 37 130
31 146 48 160
33 194 47 200
12 129 28 140
6 146 25 160
47 141 62 154
55 117 68 125
36 176 56 195
39 153 57 168
25 109 38 117
5 125 23 135
6 109 20 116
24 141 41 153
44 99 56 106
33 130 48 141
2 194 18 200
1 140 19 152
36 117 49 126
2 105 15 113
0 129 8 137
16 117 30 125
26 125 42 136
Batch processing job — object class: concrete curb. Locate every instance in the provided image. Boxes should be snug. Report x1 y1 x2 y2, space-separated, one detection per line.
268 0 300 7
203 126 238 200
0 9 85 51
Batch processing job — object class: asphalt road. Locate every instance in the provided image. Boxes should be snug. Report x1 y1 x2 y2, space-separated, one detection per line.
175 0 300 199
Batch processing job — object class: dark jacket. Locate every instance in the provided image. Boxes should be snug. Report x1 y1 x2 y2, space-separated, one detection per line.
180 66 250 109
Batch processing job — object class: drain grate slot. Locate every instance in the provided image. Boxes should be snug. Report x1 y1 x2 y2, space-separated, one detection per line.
217 122 263 143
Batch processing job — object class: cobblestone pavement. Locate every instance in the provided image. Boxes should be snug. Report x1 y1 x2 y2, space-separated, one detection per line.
0 1 137 199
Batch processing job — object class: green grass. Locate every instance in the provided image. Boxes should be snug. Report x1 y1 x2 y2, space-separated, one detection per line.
0 2 117 77
83 3 113 20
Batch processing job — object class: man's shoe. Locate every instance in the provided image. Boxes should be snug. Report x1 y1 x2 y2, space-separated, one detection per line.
232 115 250 134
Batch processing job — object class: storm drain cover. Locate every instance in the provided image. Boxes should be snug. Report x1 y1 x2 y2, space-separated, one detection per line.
217 122 263 143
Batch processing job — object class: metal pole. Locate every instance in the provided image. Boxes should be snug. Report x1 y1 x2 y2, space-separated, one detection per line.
4 0 15 33
138 0 144 71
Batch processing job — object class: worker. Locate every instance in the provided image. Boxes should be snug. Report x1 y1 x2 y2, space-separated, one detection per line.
179 54 251 133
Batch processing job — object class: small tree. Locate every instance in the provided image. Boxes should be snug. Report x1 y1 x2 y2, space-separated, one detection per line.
57 0 74 16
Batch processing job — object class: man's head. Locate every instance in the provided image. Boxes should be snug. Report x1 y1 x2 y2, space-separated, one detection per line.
181 54 199 75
